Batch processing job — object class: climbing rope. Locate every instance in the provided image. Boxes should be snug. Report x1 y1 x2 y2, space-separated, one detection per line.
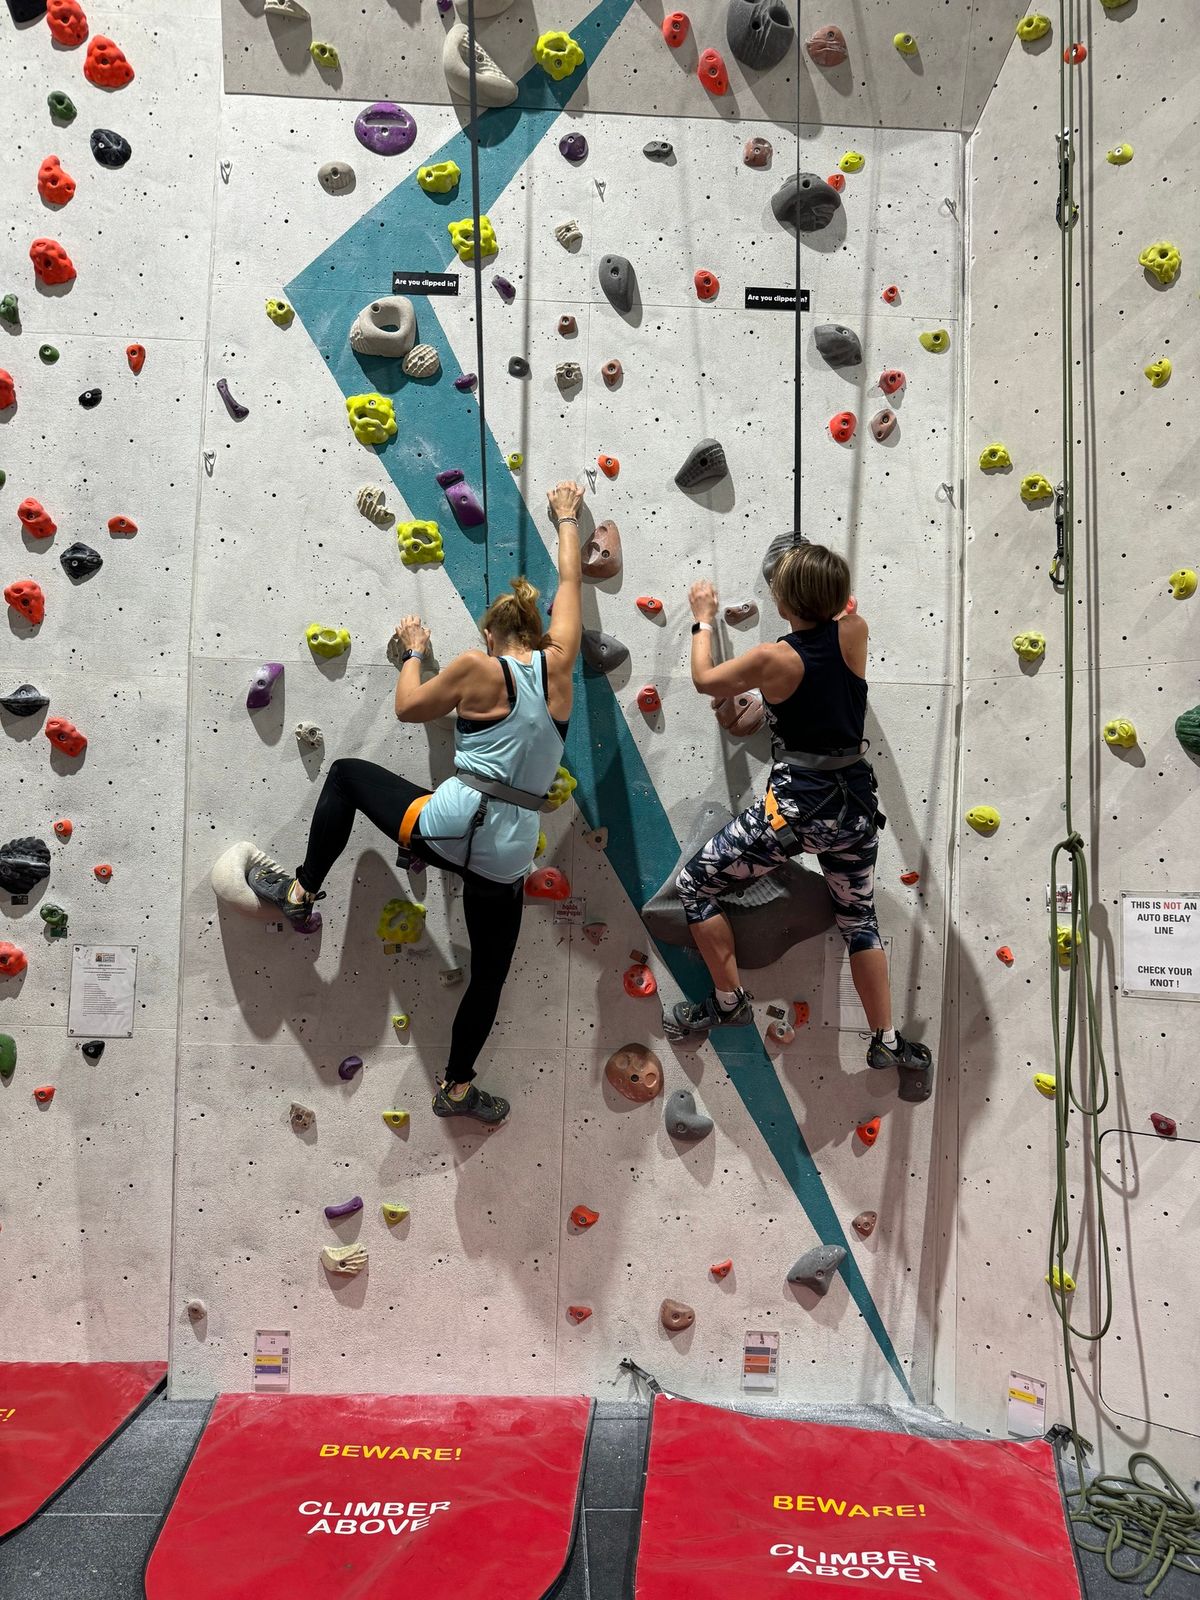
464 0 492 602
1046 5 1200 1590
792 129 803 536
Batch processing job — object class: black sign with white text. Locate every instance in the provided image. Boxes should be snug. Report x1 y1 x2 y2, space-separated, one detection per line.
393 272 460 296
745 286 809 311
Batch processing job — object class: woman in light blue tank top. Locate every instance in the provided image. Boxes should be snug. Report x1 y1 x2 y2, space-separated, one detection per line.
240 481 586 1126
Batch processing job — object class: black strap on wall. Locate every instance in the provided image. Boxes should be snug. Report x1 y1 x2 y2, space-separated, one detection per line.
463 0 492 602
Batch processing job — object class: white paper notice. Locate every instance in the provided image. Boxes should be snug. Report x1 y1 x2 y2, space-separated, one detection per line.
822 934 892 1029
67 944 137 1038
253 1329 291 1393
1006 1371 1047 1439
1121 892 1200 1000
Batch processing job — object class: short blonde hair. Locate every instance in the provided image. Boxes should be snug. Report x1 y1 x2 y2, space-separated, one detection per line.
770 543 851 623
480 576 551 649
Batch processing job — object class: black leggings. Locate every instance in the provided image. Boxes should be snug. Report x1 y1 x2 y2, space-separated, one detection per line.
295 758 524 1084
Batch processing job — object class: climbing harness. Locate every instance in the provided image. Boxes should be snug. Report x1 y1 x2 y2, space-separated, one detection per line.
1046 6 1200 1589
463 0 492 601
454 771 548 809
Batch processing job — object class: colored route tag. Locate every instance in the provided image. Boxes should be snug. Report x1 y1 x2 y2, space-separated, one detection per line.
743 1329 779 1392
253 1330 292 1393
1006 1370 1046 1438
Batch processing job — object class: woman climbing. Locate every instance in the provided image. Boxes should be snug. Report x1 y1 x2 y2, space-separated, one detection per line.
246 479 587 1125
672 542 933 1103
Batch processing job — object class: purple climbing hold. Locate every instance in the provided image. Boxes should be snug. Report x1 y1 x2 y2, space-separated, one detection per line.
353 102 418 157
337 1054 364 1080
437 0 453 11
493 274 516 303
296 908 322 935
440 470 485 528
324 1196 365 1219
246 662 283 710
559 132 588 162
454 372 478 392
216 378 248 420
436 468 465 488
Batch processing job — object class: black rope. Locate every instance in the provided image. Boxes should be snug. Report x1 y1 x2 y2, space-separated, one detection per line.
464 0 491 602
792 136 802 537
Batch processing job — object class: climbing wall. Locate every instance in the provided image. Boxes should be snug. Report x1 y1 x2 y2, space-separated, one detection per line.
951 4 1200 1478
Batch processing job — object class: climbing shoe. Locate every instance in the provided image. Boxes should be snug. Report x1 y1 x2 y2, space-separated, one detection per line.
666 989 753 1038
432 1081 510 1125
245 853 325 929
868 1032 934 1104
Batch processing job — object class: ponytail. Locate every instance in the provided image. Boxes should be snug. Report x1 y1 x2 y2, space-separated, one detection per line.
480 576 551 649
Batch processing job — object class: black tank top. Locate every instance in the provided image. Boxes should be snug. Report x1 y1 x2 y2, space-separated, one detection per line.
764 620 868 753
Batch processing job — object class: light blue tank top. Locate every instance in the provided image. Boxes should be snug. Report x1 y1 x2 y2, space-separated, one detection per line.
417 653 565 883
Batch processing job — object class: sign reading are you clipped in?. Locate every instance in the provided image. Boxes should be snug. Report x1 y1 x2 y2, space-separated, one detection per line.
746 286 810 311
393 271 460 295
1121 892 1200 998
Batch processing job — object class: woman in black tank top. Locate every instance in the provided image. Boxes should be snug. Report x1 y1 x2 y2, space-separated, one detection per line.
668 542 934 1105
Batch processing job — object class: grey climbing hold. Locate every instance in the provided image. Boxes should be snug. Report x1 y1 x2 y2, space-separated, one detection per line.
508 355 530 378
675 438 728 490
665 1087 714 1140
81 1040 105 1062
598 254 636 314
186 1298 208 1321
726 0 795 71
581 631 629 674
643 140 673 161
0 837 52 895
762 529 808 583
786 1242 846 1295
356 484 391 525
1 684 49 717
265 0 309 14
814 323 862 368
59 542 103 580
555 361 582 389
349 296 416 359
318 161 356 195
724 600 757 624
772 172 842 233
641 800 834 966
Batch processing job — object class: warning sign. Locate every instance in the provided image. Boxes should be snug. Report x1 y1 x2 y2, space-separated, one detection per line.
1120 892 1200 999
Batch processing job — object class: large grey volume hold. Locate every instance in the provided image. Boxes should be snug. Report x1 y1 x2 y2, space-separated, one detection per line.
598 254 635 314
814 324 862 368
772 172 842 233
580 631 629 674
725 0 794 71
664 1088 714 1140
761 529 809 583
786 1243 846 1295
674 439 728 490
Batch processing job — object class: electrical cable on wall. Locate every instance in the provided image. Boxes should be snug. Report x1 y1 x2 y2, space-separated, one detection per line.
464 0 492 604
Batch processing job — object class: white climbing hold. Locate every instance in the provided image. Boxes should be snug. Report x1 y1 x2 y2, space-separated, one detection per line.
555 220 583 249
402 343 440 379
294 721 323 748
356 484 392 525
322 1243 369 1275
210 841 273 918
349 296 416 359
442 23 518 107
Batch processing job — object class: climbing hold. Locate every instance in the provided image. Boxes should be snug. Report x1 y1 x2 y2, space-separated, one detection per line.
47 0 88 46
567 1306 592 1322
0 373 14 412
1139 241 1181 285
712 691 767 737
644 140 673 162
346 393 398 446
416 162 461 202
322 1243 368 1275
355 484 391 526
919 328 950 353
605 1042 662 1102
814 324 862 367
324 1196 364 1220
34 1085 56 1104
18 499 56 539
979 443 1012 470
317 161 355 195
869 411 896 443
0 1034 14 1080
1062 41 1086 63
289 1102 316 1132
5 580 46 626
637 685 662 714
354 102 417 157
0 943 28 978
996 946 1015 966
337 1055 364 1082
805 24 847 65
839 150 865 174
502 357 529 382
1168 569 1197 599
402 344 440 380
636 596 663 618
881 284 900 305
493 274 518 303
37 156 76 207
855 1116 881 1147
1020 473 1053 503
0 295 17 325
84 35 134 86
48 91 77 123
92 862 111 880
90 129 131 169
743 137 772 168
40 904 68 937
697 48 729 93
397 514 447 567
264 297 293 326
555 315 578 339
725 0 795 71
1103 718 1137 749
38 346 60 365
1016 13 1050 40
439 468 486 528
826 172 846 193
1034 1074 1056 1098
1144 357 1172 388
622 963 657 1000
598 254 635 314
675 438 728 490
766 1013 794 1045
829 411 856 444
879 369 906 396
554 220 583 251
1106 143 1134 166
660 1299 695 1331
186 1299 207 1322
215 378 247 421
570 1204 599 1229
29 238 75 285
787 1243 846 1294
381 1202 409 1225
53 819 72 840
506 452 524 471
448 215 498 263
1 685 48 717
1046 1265 1076 1293
852 1211 877 1240
1012 632 1046 661
893 31 918 55
0 838 51 895
582 521 621 580
771 172 841 232
305 624 352 658
78 388 102 409
533 29 585 79
965 804 1000 834
59 542 102 580
265 0 308 12
349 296 416 359
710 1259 733 1279
125 343 145 375
443 24 518 107
556 361 583 390
662 11 689 46
597 453 620 480
600 359 623 388
544 765 577 810
663 1087 714 1141
294 721 322 748
693 269 720 302
1149 1112 1177 1138
309 40 339 68
525 867 571 901
382 1109 411 1130
581 630 629 674
724 601 757 624
559 133 588 162
106 515 137 537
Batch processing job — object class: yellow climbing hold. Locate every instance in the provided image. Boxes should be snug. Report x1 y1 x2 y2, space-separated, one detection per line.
966 805 1000 835
305 624 351 658
1055 923 1079 965
381 1202 410 1225
1012 631 1046 661
544 765 577 811
377 898 427 943
346 392 398 447
838 151 865 174
893 31 918 55
1144 357 1172 388
1138 240 1181 285
534 829 547 859
979 443 1011 471
309 40 339 69
919 328 950 352
397 520 444 567
1106 143 1133 166
1046 1265 1076 1294
1168 568 1197 599
507 451 524 471
533 29 585 80
1020 473 1054 503
265 297 294 326
1103 718 1137 749
382 1108 410 1129
1034 1073 1057 1098
418 160 461 194
1016 14 1050 41
448 215 498 263
390 1013 409 1032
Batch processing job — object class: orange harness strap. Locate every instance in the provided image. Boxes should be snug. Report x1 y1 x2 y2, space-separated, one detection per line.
399 793 432 848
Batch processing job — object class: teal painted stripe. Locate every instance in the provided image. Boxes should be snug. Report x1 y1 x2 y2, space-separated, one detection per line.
285 13 913 1401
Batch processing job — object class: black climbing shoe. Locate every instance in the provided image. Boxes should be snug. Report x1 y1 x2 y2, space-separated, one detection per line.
666 990 753 1038
432 1081 510 1125
868 1032 934 1104
245 854 325 929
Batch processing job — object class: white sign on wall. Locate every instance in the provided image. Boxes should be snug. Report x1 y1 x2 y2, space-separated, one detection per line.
1121 893 1200 1000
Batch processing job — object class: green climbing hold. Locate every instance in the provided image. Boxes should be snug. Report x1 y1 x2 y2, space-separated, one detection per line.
979 443 1011 471
919 328 950 352
418 160 461 194
305 623 352 658
1016 14 1050 41
507 451 524 471
0 1032 15 1081
893 31 918 55
377 898 426 943
0 471 6 489
1020 473 1053 503
1138 241 1181 285
48 90 77 123
397 520 444 567
1106 143 1133 166
0 295 18 326
310 40 340 68
39 903 69 933
1174 706 1200 756
39 345 60 364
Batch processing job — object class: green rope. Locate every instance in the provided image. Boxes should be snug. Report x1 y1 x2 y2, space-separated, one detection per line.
1047 5 1200 1591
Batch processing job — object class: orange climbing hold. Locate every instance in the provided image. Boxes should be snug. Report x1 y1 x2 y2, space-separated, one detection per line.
598 453 620 479
54 819 74 840
93 863 113 881
637 596 663 617
18 499 56 539
525 866 571 900
710 1259 734 1279
623 962 657 998
697 48 729 94
829 411 856 444
107 515 138 535
792 1000 810 1027
84 35 135 87
0 371 14 410
30 238 76 285
33 1085 56 1104
46 0 88 46
126 343 146 375
45 716 86 755
1063 42 1086 64
637 685 661 714
662 11 689 47
0 942 29 978
570 1204 599 1229
693 269 719 301
996 946 1015 966
882 285 901 305
37 155 76 207
5 579 46 625
855 1115 881 1148
567 1305 593 1322
900 870 920 885
826 172 846 193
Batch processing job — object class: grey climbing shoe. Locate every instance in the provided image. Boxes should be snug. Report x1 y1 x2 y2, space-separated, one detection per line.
667 990 753 1038
432 1081 510 1125
245 855 324 929
868 1032 934 1104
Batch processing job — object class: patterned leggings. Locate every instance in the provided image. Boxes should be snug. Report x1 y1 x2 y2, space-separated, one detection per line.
676 797 883 955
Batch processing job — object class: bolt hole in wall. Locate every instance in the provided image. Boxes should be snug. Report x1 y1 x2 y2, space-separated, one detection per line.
0 0 1196 1522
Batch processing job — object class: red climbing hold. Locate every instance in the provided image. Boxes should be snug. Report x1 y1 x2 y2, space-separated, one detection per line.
996 946 1015 966
93 862 113 880
623 962 657 999
662 11 689 47
126 343 145 375
829 410 856 444
525 866 571 901
792 1000 810 1027
45 716 86 755
693 269 719 301
882 284 901 305
84 34 135 87
855 1115 881 1148
879 368 906 395
18 498 57 539
697 48 729 94
5 579 46 626
637 596 663 617
598 453 619 479
0 942 29 979
826 172 846 193
46 0 88 46
33 1085 56 1104
900 870 920 885
637 685 662 714
1063 42 1086 64
0 371 15 411
567 1305 593 1322
107 515 138 535
570 1204 599 1229
30 238 76 285
1149 1112 1177 1139
54 819 74 840
710 1259 733 1280
38 155 76 207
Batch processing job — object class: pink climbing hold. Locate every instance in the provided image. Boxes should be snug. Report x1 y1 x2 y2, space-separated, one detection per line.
882 284 901 305
693 269 719 302
879 368 906 395
829 410 856 444
567 1305 593 1322
1149 1112 1177 1139
662 11 689 47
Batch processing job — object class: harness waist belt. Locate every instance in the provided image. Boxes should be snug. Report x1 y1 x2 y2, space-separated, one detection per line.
455 771 547 810
775 744 867 772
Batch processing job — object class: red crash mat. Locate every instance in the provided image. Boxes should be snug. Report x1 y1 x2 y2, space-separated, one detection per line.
146 1392 592 1599
0 1360 166 1537
635 1397 1082 1599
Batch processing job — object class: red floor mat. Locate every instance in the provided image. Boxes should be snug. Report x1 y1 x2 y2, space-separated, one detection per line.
0 1360 166 1538
635 1397 1082 1598
146 1392 592 1599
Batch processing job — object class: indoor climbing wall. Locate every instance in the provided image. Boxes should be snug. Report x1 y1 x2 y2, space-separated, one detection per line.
952 4 1199 1477
168 8 965 1396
